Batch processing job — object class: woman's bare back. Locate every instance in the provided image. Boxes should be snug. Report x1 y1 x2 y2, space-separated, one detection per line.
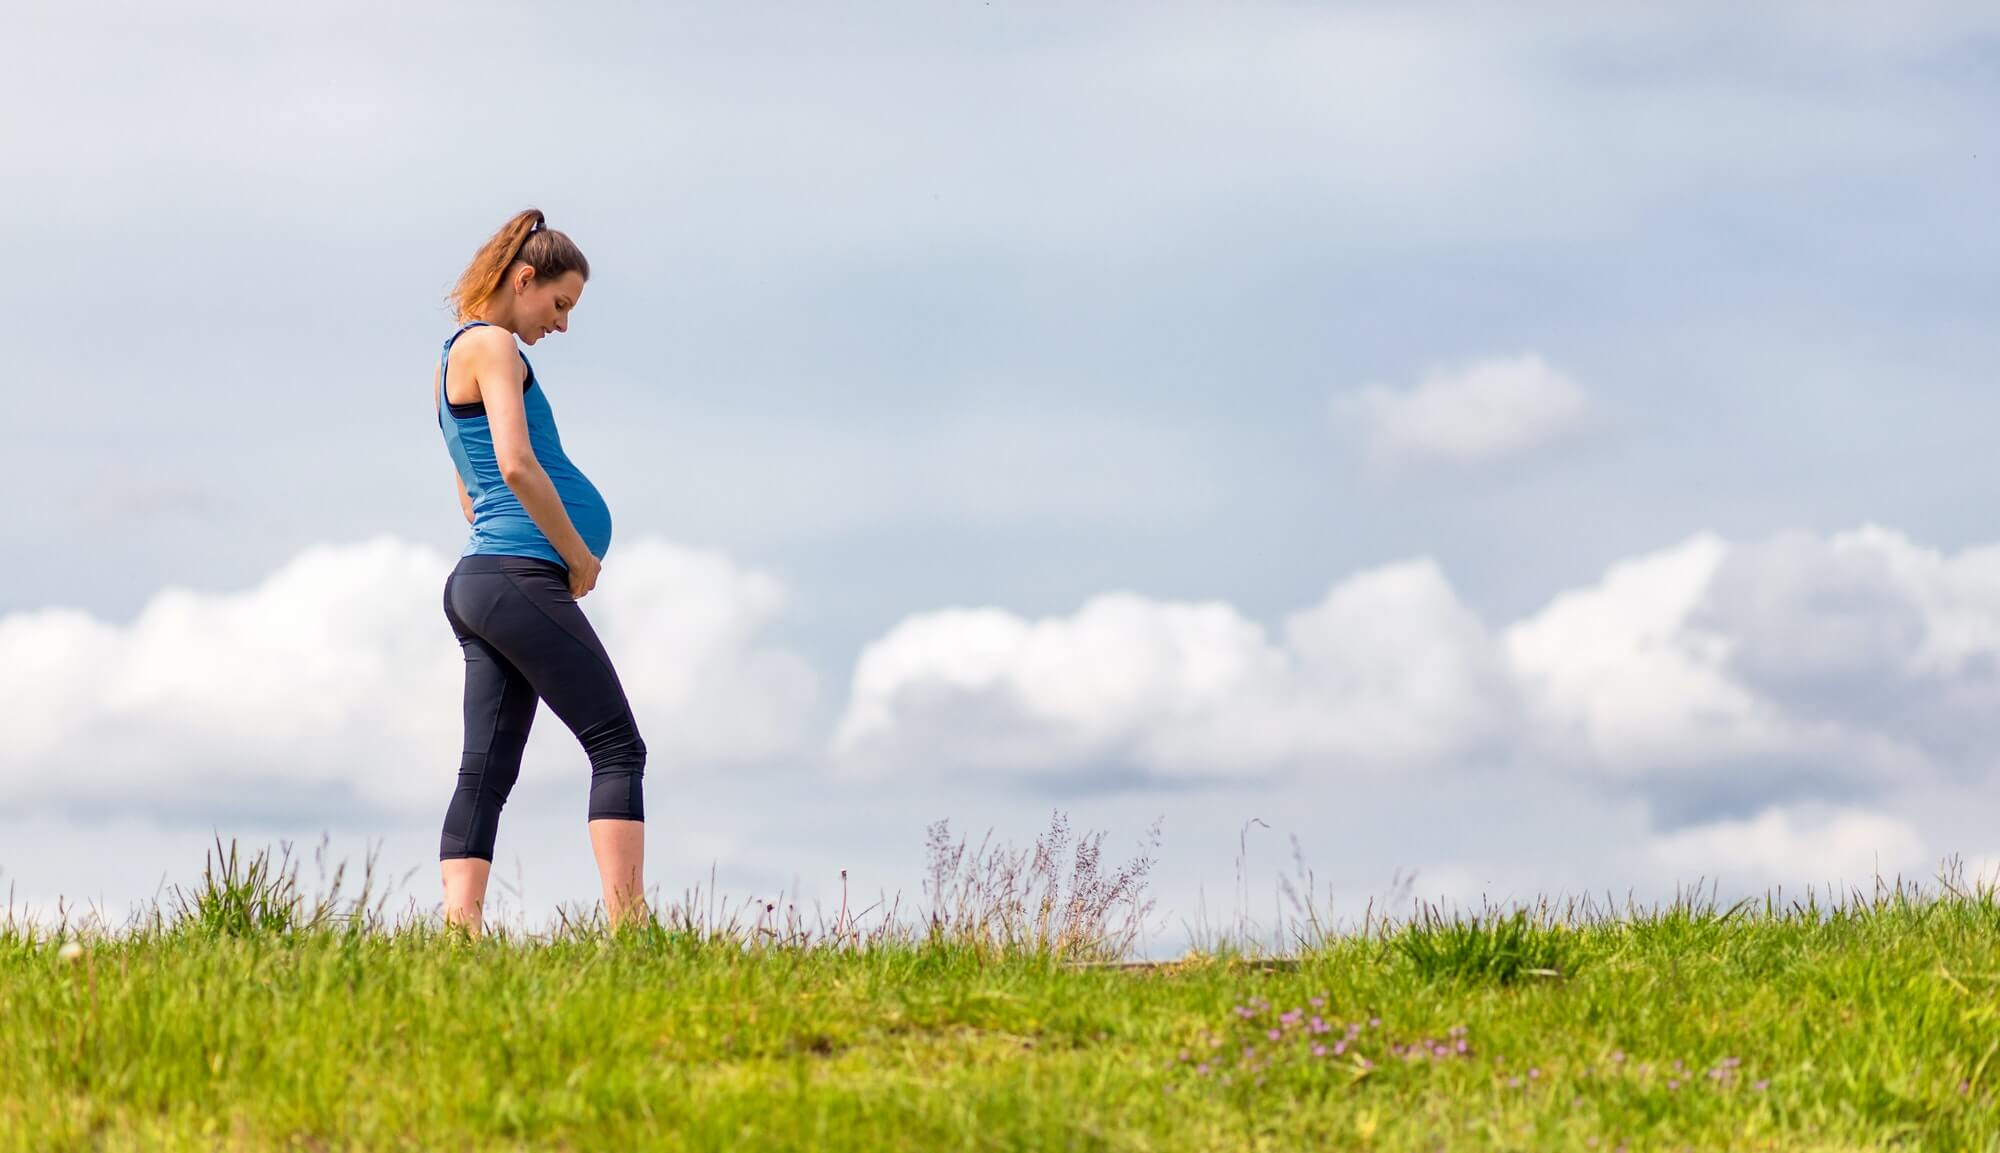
435 325 522 410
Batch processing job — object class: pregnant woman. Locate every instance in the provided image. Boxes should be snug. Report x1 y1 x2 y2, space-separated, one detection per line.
434 208 647 934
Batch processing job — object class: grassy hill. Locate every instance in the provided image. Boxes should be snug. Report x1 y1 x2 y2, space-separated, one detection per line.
3 822 1996 1151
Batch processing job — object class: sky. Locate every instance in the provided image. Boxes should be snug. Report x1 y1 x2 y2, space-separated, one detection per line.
3 1 1999 950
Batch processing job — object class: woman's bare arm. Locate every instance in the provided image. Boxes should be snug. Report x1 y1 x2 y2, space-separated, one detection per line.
466 330 593 567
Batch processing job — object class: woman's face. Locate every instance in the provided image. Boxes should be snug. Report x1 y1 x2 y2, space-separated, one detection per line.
513 268 585 345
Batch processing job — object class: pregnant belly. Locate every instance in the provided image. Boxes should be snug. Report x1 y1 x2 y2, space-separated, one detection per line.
560 472 613 558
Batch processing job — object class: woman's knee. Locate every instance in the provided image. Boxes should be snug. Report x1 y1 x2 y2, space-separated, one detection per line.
584 716 645 821
582 713 646 773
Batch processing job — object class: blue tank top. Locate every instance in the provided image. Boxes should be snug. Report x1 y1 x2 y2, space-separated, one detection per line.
436 320 613 567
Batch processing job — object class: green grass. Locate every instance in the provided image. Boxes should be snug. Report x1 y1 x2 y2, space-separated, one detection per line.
3 828 1999 1151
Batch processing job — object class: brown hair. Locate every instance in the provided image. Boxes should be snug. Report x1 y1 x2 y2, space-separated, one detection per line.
445 208 591 323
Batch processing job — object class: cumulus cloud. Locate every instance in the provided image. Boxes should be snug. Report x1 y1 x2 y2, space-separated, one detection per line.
834 559 1517 781
581 538 818 768
12 524 2000 940
0 536 815 824
12 520 2000 928
1645 803 1931 890
1696 528 2000 764
834 525 2000 828
1500 533 1929 823
1335 353 1590 467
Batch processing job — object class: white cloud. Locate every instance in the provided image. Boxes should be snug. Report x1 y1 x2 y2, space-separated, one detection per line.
0 536 815 823
1502 533 1807 774
581 538 818 768
14 520 2000 941
1336 354 1589 467
833 560 1516 781
1691 528 2000 787
835 525 2000 817
1646 804 1930 890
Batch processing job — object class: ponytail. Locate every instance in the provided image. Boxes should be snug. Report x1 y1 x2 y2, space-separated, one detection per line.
446 208 590 322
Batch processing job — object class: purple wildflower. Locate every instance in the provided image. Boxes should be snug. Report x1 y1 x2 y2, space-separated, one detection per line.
1312 1044 1327 1057
1754 1079 1769 1092
1369 1016 1381 1028
1309 996 1326 1009
1268 1029 1282 1042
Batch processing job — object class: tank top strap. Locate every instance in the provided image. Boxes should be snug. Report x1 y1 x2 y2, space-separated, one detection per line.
437 321 539 428
445 320 493 345
437 321 496 428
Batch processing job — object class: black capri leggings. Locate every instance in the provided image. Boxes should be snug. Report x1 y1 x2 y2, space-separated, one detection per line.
440 554 646 861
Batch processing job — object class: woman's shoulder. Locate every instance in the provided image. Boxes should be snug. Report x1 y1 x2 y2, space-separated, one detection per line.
453 325 529 378
453 323 519 355
439 324 526 406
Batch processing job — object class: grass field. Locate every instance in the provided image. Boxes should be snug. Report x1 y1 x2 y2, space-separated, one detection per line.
3 818 1998 1152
